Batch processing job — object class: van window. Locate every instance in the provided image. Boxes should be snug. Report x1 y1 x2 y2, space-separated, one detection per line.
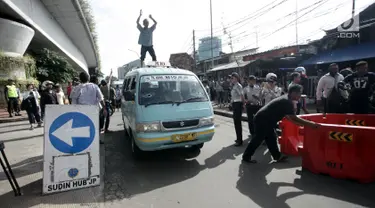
130 77 136 90
122 79 128 91
139 75 208 105
124 78 130 91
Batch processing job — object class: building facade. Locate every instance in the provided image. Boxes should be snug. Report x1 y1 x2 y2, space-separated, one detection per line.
117 59 141 79
198 37 222 61
169 53 195 71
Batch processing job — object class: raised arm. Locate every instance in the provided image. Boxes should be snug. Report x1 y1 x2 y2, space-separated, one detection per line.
137 9 142 28
149 14 157 27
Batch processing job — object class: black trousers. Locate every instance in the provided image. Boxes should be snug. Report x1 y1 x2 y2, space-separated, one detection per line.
217 91 224 104
140 45 157 61
100 104 110 131
243 120 281 160
232 102 243 143
7 98 19 115
323 98 343 113
26 108 41 124
246 104 261 135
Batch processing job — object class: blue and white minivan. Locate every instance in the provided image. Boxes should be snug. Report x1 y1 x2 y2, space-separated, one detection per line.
121 62 215 158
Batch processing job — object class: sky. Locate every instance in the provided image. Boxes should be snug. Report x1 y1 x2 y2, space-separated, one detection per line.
90 0 375 77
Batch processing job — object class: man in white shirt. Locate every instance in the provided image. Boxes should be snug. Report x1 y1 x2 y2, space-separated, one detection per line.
70 72 107 142
316 63 347 113
243 75 262 136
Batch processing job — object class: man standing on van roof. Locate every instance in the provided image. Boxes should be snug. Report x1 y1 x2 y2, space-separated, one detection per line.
137 9 157 67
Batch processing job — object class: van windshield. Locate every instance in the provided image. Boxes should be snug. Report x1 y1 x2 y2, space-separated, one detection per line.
139 75 209 106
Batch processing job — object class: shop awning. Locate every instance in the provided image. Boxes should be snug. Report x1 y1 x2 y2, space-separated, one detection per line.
208 60 255 73
301 41 375 65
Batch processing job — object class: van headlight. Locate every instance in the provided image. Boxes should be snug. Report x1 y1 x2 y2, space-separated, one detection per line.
136 122 160 132
199 116 214 127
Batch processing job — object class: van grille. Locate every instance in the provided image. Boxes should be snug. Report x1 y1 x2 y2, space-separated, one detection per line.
162 119 199 129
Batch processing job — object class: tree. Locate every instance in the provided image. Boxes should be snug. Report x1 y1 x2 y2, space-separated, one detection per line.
34 48 78 83
78 0 102 76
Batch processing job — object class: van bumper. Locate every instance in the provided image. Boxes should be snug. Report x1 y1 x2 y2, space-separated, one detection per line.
134 125 215 151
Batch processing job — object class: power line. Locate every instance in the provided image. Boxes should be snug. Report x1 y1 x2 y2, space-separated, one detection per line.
195 0 329 44
193 0 365 56
240 0 331 51
195 0 282 32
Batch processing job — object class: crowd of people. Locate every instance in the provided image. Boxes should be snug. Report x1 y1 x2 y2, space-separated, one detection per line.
205 60 375 163
3 72 123 137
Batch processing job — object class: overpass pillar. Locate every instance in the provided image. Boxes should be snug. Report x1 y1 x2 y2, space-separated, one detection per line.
0 17 35 106
0 17 35 79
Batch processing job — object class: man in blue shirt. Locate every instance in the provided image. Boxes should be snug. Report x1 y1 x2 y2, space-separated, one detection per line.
137 9 157 66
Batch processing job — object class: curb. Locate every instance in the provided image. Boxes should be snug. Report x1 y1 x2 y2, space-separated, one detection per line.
213 110 248 121
0 117 28 124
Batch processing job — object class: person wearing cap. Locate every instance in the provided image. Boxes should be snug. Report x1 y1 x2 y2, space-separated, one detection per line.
338 61 375 114
230 72 245 146
242 84 320 163
289 72 309 115
243 75 262 136
40 81 58 118
316 63 347 113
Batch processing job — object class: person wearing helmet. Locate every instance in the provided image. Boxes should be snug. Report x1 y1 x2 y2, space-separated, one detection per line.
289 72 309 115
316 63 347 113
242 84 320 163
40 80 58 119
261 73 282 105
338 61 375 114
230 72 245 146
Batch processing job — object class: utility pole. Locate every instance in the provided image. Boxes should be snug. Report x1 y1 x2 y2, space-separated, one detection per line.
352 0 355 17
222 19 238 67
210 0 214 74
295 0 299 51
255 26 259 48
193 30 196 72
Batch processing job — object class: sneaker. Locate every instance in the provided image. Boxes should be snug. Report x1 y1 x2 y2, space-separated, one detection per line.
275 154 288 163
37 123 42 127
242 157 257 163
29 126 34 130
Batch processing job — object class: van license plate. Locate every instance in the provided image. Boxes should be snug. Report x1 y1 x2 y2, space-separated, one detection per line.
171 133 197 143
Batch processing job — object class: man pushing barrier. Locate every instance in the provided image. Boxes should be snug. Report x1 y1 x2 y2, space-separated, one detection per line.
137 9 157 67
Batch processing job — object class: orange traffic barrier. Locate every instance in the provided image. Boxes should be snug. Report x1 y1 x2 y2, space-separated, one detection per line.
278 114 324 156
278 114 375 156
279 113 375 183
302 123 375 183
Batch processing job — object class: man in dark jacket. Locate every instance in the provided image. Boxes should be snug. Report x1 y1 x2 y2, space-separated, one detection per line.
40 81 58 118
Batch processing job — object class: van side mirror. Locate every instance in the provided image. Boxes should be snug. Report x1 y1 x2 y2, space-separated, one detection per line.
124 91 135 101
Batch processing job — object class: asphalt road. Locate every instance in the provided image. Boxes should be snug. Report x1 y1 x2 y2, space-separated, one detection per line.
0 112 375 208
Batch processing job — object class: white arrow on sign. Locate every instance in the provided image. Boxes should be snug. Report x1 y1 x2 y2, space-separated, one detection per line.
51 119 91 147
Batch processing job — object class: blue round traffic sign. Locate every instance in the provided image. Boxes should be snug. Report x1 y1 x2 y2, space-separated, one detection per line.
49 112 95 154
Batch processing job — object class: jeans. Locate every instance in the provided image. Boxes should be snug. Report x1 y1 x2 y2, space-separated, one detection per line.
140 45 157 61
26 108 41 124
99 103 110 131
